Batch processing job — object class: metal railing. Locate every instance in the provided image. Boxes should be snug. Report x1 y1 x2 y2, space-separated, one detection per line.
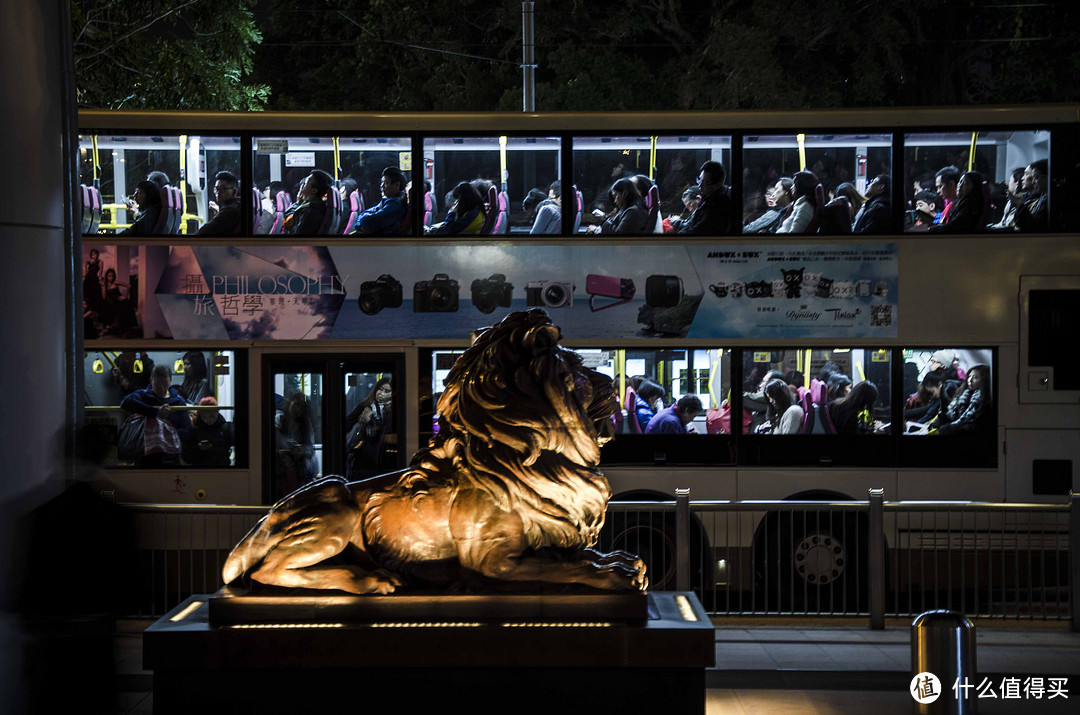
119 491 1077 629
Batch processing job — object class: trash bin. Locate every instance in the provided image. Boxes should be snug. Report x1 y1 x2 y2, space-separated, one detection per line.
911 610 977 714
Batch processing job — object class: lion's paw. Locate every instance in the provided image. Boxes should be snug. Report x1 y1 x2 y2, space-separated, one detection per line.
357 569 404 595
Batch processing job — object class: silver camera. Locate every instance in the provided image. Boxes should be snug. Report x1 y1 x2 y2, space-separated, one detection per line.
526 280 574 308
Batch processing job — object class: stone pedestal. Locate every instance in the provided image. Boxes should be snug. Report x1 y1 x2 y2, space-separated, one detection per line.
144 589 714 714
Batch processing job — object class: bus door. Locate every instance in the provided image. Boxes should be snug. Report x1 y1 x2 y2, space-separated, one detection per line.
264 354 404 503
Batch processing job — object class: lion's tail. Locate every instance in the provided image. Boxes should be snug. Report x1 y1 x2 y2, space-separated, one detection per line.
222 514 276 585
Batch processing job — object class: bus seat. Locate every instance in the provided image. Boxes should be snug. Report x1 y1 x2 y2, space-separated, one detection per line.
89 186 102 233
78 185 92 234
623 387 642 434
479 185 498 235
809 378 836 434
344 189 363 235
151 186 173 235
423 191 436 227
799 389 816 434
573 186 583 233
170 186 183 234
646 185 661 233
252 187 263 233
269 192 291 234
494 191 509 234
317 189 343 235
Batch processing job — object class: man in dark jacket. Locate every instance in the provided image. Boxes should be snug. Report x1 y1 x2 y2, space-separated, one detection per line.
197 171 241 236
120 364 193 467
353 166 408 235
672 161 730 235
853 175 891 234
182 396 234 467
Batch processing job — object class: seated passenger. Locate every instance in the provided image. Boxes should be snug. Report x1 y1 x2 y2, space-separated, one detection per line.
634 379 666 431
426 181 486 236
529 180 562 235
679 186 701 219
827 380 878 435
283 169 333 235
338 177 357 205
933 165 962 224
932 364 991 435
644 394 703 434
118 180 162 236
1012 159 1048 231
744 369 785 433
197 171 241 236
834 182 865 225
353 166 408 235
776 171 818 234
743 178 793 234
853 175 891 234
146 171 171 192
120 364 193 468
928 171 985 233
908 190 942 231
587 178 649 234
903 372 944 429
182 396 234 468
671 160 730 235
988 167 1025 231
764 378 804 435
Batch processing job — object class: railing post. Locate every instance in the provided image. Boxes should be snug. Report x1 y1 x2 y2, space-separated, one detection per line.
1071 491 1079 632
869 488 885 630
675 488 690 592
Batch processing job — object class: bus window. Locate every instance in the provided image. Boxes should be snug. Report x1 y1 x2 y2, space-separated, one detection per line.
742 133 892 235
741 348 892 436
903 130 1049 233
269 367 323 500
83 349 242 469
422 136 561 235
572 135 732 235
78 134 240 236
253 135 412 236
344 370 398 480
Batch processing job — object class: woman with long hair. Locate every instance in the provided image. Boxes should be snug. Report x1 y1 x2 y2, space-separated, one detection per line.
929 171 986 233
345 377 394 478
828 380 878 434
765 378 804 434
283 169 334 235
776 171 819 234
589 178 649 234
934 364 992 434
427 181 486 236
179 350 211 405
276 392 319 496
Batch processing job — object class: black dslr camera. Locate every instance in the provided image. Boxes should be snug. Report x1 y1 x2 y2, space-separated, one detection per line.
413 273 460 312
357 274 403 315
470 273 514 314
645 274 684 308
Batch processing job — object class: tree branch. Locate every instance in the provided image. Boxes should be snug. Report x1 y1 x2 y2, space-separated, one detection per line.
74 0 203 66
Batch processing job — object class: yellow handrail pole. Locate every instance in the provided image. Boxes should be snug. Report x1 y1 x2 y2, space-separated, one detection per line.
968 131 979 172
179 135 189 234
617 350 626 405
333 137 341 181
649 136 657 181
91 135 100 184
499 136 508 193
708 349 721 408
804 348 812 387
797 133 807 171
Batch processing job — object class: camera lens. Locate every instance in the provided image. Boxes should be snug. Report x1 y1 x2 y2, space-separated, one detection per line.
542 284 566 306
359 292 383 315
473 294 496 314
431 288 451 310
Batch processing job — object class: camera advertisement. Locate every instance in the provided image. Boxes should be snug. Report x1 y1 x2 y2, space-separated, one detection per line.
82 242 897 341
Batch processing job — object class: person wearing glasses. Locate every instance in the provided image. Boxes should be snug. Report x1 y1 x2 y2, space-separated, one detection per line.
196 170 241 236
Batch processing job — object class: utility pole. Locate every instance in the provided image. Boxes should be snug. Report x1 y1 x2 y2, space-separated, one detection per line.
522 2 535 112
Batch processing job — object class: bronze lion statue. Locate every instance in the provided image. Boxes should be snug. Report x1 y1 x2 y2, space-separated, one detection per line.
222 310 647 594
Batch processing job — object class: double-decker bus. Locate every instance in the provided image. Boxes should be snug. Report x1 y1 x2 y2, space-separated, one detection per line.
76 106 1079 603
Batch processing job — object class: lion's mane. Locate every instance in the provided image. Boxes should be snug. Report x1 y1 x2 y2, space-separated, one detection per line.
399 309 617 550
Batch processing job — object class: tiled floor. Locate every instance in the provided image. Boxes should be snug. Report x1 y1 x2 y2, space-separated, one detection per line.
108 619 1080 714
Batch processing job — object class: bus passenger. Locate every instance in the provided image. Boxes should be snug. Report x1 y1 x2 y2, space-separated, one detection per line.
933 165 961 223
345 377 394 479
833 182 865 226
196 171 241 236
743 178 793 234
765 379 804 435
283 169 333 235
178 351 211 405
671 161 730 235
118 181 162 236
631 175 662 233
853 175 891 234
353 167 408 235
776 171 818 234
744 369 785 433
903 372 945 428
988 167 1025 231
275 393 319 495
1012 159 1048 232
182 396 234 468
828 380 878 435
934 364 991 435
146 171 171 192
634 380 666 432
588 178 648 234
928 171 985 233
426 181 486 236
908 190 942 231
645 394 703 434
120 364 192 468
529 180 562 235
